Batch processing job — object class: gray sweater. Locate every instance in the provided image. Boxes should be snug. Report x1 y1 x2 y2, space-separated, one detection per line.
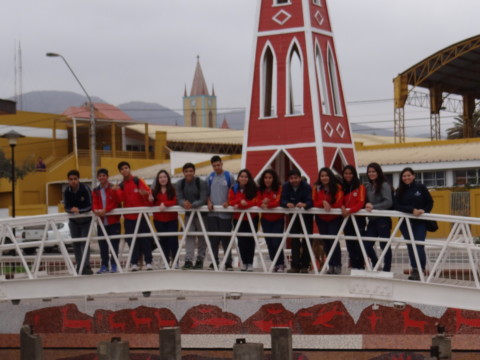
176 177 208 208
365 182 392 210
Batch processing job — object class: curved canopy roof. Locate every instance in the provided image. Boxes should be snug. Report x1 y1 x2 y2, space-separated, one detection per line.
394 34 480 107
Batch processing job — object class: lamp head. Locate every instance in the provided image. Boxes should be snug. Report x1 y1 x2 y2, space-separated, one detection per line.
46 52 60 57
1 130 25 146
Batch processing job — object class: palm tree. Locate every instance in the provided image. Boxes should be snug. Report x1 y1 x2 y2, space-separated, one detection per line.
446 111 480 139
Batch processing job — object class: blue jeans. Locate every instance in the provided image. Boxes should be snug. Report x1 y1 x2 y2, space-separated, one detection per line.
234 217 259 266
400 220 427 270
97 222 121 268
68 217 92 273
365 217 392 271
154 220 179 264
124 218 153 266
316 217 342 267
261 218 285 266
288 214 314 270
344 216 366 269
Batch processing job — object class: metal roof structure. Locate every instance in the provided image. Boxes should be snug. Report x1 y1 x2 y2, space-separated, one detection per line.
393 34 480 142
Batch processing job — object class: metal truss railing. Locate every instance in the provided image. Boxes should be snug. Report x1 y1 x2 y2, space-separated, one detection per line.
0 207 479 288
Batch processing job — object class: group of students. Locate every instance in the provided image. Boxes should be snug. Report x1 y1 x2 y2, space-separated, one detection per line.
63 157 433 281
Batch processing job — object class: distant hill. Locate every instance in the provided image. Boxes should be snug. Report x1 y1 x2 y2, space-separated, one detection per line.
14 90 106 114
118 101 183 126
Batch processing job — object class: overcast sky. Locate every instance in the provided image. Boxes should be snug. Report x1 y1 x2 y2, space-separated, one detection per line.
1 0 479 136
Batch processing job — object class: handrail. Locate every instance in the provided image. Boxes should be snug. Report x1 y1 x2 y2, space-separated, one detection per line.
0 206 479 288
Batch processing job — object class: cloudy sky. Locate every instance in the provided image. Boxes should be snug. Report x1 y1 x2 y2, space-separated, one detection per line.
1 0 479 135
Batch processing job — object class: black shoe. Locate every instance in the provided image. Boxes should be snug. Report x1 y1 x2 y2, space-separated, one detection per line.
287 267 300 273
408 269 420 281
182 261 193 270
225 263 234 271
193 259 204 270
208 263 215 270
299 268 309 273
82 268 93 275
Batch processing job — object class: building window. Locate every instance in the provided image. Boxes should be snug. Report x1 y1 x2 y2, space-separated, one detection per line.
191 111 197 127
315 44 330 115
260 44 277 118
286 40 303 115
454 168 480 186
274 0 290 5
327 46 342 116
208 111 214 128
418 171 446 187
313 0 322 5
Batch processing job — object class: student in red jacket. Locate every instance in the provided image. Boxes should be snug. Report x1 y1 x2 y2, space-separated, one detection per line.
151 170 178 269
257 169 285 272
313 167 344 274
92 168 122 273
228 169 258 272
112 161 153 271
340 165 366 270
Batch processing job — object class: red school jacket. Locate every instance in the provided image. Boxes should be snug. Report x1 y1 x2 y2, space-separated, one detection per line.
228 186 258 220
312 184 344 222
257 187 283 222
153 191 178 222
343 184 366 214
113 176 151 220
92 183 121 225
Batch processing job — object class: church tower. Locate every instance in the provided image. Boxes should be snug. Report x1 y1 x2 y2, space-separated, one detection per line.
183 56 217 128
242 0 356 182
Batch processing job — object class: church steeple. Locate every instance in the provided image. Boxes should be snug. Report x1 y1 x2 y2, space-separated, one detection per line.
189 56 210 96
183 56 217 128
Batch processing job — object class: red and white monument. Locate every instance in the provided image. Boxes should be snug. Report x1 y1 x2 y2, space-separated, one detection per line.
242 0 356 182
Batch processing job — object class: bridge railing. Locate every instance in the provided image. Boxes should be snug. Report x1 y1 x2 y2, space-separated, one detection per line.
0 206 479 287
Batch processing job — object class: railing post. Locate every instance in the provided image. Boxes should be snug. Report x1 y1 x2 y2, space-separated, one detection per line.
160 327 181 360
97 337 130 360
20 325 43 360
271 327 292 360
233 338 263 360
431 334 451 360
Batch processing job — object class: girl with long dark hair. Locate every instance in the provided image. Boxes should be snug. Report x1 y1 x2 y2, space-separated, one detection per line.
152 170 178 268
340 165 366 270
228 169 258 271
365 162 393 272
395 167 433 280
257 169 285 272
313 167 344 274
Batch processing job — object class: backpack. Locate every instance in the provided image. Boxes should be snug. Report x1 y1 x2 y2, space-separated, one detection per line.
119 176 140 190
207 170 232 190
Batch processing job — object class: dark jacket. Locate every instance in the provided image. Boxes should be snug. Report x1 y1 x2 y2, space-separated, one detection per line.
280 181 313 209
64 183 92 214
395 181 433 214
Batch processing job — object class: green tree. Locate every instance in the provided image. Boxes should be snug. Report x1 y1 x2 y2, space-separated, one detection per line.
0 149 35 182
446 111 480 139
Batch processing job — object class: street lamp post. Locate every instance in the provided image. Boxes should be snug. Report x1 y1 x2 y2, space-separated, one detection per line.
46 52 97 187
1 130 25 218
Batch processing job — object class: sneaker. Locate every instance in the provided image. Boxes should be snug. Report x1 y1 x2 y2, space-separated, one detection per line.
193 259 204 270
130 264 139 272
208 263 215 271
287 267 300 273
240 264 248 272
247 264 254 272
299 268 309 273
182 261 193 270
145 263 153 271
110 264 118 273
275 265 285 273
334 265 342 275
96 265 109 274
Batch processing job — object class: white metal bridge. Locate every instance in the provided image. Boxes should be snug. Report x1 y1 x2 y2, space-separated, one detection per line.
1 206 479 311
